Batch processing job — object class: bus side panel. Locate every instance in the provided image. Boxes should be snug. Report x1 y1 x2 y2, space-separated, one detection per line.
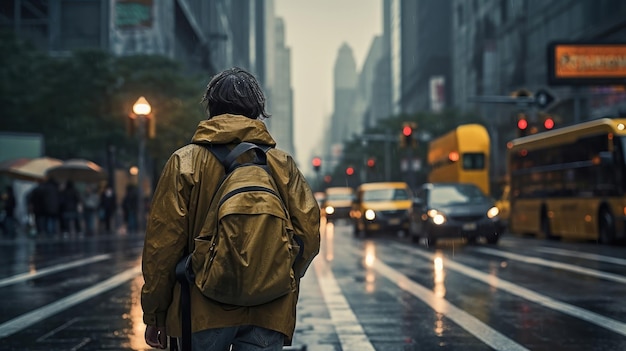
428 163 459 183
510 199 542 235
547 198 596 240
457 125 490 195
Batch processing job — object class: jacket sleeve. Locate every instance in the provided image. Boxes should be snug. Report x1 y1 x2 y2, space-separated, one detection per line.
284 157 321 278
141 153 191 327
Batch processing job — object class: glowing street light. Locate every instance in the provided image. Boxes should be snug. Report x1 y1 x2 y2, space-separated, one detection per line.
132 96 151 232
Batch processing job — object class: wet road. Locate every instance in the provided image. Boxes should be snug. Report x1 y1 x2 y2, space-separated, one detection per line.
2 220 626 350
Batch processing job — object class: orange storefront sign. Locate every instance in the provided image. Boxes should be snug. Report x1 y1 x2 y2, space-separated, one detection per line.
548 43 626 85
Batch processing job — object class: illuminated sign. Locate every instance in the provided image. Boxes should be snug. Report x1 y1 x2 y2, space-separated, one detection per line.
548 42 626 85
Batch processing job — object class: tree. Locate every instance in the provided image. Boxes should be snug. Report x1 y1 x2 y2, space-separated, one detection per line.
0 31 206 174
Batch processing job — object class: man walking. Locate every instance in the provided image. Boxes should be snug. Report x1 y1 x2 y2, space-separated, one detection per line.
141 67 320 350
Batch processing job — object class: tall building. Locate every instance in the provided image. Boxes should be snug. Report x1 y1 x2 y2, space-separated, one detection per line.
268 17 295 157
358 36 384 130
328 43 358 164
389 0 452 115
371 0 393 125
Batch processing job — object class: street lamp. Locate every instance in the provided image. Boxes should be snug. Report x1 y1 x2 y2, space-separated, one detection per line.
132 96 151 232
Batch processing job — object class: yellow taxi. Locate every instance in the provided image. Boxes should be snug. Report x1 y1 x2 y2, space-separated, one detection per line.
350 182 413 237
321 187 354 222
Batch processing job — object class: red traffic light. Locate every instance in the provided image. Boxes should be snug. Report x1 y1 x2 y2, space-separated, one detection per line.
402 125 413 137
544 117 554 130
367 158 375 168
346 167 354 176
312 157 322 167
517 118 528 130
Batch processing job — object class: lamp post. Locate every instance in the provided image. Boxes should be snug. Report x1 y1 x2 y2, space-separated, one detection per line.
132 96 151 232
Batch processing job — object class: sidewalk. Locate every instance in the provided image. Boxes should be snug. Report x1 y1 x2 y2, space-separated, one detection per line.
289 264 339 351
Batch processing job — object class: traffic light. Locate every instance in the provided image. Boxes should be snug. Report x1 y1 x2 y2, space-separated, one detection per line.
346 166 355 176
366 157 375 168
516 113 529 137
400 122 417 148
312 157 322 172
543 116 555 130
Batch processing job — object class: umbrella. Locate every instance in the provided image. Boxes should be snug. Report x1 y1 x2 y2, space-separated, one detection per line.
0 157 63 181
46 158 108 183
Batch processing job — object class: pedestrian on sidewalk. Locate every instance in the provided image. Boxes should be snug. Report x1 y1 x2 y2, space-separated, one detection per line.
141 67 320 350
1 185 17 238
82 185 100 236
42 178 60 236
99 185 116 234
121 184 138 234
60 181 82 236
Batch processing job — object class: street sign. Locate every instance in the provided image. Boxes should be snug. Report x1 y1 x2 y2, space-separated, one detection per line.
534 89 555 109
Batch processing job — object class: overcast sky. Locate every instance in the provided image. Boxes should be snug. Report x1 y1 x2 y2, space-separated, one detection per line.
273 0 382 169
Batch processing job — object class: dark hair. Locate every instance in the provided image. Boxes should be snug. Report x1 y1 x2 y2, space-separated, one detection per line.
201 67 270 120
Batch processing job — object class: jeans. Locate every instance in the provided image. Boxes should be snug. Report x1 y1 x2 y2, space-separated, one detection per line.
191 325 284 351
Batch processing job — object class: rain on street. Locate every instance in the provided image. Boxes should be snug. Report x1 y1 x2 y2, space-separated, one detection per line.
2 220 626 350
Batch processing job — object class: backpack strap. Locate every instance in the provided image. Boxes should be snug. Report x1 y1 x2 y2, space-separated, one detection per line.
203 142 271 173
223 142 268 172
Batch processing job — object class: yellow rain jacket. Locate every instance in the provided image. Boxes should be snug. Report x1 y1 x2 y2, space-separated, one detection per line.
141 114 321 345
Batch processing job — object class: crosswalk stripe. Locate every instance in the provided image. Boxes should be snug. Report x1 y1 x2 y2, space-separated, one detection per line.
0 265 141 338
393 243 626 337
314 255 376 351
350 245 530 351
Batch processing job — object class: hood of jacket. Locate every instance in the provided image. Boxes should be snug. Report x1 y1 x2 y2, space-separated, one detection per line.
191 114 277 146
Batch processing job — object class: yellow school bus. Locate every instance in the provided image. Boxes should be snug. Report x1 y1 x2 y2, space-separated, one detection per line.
507 118 626 244
428 124 491 195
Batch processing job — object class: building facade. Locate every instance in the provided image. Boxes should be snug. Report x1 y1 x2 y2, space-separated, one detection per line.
0 0 265 77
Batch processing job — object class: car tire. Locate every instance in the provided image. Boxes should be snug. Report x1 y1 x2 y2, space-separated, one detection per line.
485 233 499 244
425 236 437 248
354 221 368 238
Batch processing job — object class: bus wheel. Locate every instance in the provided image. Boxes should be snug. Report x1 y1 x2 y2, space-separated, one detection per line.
599 210 615 245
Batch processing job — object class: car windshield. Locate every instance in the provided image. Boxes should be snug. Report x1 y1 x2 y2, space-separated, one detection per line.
326 193 353 201
363 188 410 201
429 184 488 206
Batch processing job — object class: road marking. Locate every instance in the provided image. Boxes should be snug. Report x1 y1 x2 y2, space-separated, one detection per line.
0 265 141 338
473 247 626 284
535 247 626 266
0 254 111 288
314 256 376 351
393 244 626 337
348 246 529 351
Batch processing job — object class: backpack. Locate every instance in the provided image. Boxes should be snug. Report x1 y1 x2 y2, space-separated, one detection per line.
188 142 301 306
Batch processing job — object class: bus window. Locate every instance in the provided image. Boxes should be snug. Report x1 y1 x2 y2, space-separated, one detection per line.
462 153 485 170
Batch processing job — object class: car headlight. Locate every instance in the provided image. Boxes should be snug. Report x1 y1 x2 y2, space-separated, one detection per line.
487 206 499 219
428 209 446 225
364 209 376 220
325 206 335 215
